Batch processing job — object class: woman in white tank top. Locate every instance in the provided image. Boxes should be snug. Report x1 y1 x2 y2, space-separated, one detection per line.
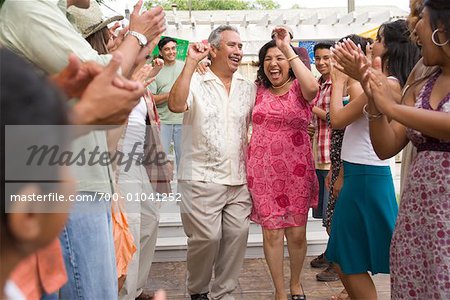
325 23 421 300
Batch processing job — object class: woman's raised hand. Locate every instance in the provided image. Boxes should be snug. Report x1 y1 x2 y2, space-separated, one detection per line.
330 56 348 86
272 26 292 52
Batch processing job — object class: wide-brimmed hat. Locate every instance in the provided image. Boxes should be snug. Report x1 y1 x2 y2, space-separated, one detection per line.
68 0 123 38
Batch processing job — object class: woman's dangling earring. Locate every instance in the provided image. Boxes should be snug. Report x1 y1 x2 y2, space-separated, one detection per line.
431 29 449 47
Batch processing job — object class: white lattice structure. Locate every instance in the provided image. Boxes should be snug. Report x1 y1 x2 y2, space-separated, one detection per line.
160 6 407 56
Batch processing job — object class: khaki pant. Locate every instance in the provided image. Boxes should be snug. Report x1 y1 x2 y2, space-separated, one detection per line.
118 162 159 300
179 180 252 300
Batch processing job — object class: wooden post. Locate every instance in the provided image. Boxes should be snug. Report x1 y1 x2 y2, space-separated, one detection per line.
348 0 355 13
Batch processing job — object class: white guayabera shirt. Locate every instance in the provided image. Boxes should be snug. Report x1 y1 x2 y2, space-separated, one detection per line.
178 70 256 185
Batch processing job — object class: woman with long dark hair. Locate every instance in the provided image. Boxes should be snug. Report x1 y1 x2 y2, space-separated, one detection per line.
326 20 420 299
363 0 450 297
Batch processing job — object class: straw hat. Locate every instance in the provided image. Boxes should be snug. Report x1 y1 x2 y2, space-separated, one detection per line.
68 0 124 38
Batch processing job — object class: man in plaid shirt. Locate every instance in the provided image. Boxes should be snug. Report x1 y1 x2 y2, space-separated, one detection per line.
309 42 340 282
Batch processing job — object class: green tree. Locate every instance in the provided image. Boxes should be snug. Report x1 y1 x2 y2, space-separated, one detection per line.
250 0 280 10
145 0 280 10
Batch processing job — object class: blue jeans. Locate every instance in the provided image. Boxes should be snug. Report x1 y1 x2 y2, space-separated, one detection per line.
59 192 117 300
313 169 330 223
40 292 58 300
160 124 182 171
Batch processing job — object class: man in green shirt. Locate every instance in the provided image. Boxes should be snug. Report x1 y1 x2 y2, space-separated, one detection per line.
150 37 185 171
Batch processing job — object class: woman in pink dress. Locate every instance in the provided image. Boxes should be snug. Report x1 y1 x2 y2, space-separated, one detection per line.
246 27 319 300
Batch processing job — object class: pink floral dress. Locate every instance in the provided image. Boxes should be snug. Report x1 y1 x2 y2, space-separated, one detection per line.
247 79 319 229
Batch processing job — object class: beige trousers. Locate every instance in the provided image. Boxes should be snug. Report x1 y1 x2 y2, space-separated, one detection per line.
118 162 159 300
179 180 252 300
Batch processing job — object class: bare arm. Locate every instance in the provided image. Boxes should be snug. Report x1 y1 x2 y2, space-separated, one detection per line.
168 59 197 112
369 57 450 142
386 102 450 140
168 42 210 113
114 1 166 77
312 106 327 121
153 93 170 105
329 80 367 129
364 59 411 159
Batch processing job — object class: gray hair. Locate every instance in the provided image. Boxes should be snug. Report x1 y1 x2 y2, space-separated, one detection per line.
208 25 240 49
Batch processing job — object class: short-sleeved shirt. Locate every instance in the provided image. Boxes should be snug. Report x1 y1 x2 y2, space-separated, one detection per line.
313 76 332 168
149 60 184 124
178 70 256 185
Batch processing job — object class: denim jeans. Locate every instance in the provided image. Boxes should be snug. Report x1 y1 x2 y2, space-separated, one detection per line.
160 124 182 171
40 292 58 300
313 169 330 222
59 191 117 300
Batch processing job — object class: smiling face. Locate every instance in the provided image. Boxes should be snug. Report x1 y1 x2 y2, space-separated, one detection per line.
373 29 387 59
210 30 243 74
263 47 291 87
314 48 331 77
161 41 178 64
414 7 445 66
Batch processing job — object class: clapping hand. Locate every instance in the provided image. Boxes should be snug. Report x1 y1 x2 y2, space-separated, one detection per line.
329 56 348 86
74 52 144 125
52 54 141 98
108 23 127 52
51 54 102 98
331 39 367 82
365 57 394 115
129 0 166 43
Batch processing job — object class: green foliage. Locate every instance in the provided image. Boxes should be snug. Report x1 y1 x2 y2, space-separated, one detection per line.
144 0 279 10
250 0 280 10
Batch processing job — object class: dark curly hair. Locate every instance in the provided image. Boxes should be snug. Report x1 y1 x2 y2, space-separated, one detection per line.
256 40 295 88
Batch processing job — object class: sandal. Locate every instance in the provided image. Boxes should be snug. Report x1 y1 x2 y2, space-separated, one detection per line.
330 288 349 300
291 284 306 300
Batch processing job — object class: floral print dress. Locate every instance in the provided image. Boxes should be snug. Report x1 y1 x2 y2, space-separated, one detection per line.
247 80 319 229
390 70 450 299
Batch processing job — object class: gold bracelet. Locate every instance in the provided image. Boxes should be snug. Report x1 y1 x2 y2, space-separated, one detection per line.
362 104 383 121
287 54 299 62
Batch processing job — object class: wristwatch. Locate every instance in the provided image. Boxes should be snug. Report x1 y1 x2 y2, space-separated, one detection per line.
127 31 148 47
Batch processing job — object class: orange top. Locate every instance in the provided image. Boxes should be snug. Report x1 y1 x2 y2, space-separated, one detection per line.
10 239 67 300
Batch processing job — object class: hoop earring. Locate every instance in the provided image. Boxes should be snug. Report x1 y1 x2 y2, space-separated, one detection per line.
431 29 449 47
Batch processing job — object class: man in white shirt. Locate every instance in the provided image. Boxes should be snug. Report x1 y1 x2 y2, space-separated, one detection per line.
168 25 256 300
